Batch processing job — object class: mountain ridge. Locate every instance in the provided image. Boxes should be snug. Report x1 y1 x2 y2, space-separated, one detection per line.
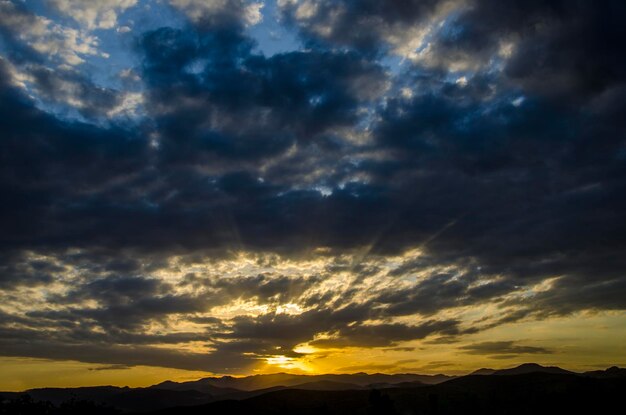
492 362 574 376
3 364 624 413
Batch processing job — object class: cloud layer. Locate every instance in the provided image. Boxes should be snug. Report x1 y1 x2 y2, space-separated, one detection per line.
0 0 624 375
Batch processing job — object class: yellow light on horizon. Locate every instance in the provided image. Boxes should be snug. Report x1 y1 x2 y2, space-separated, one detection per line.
264 355 312 372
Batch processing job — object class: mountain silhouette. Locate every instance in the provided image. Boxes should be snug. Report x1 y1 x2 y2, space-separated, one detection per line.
288 380 365 390
491 362 574 375
583 366 626 378
146 371 626 415
150 379 240 396
154 372 451 391
469 368 496 375
2 364 625 414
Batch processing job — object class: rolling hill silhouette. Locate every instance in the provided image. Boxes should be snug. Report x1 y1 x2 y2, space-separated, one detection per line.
491 362 574 376
2 364 624 414
582 366 626 378
468 368 496 375
150 372 450 392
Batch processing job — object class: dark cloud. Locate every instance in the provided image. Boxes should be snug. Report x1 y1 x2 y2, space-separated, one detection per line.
310 319 463 348
485 1 625 100
208 274 321 304
0 331 258 372
140 24 386 165
383 347 416 352
372 272 518 317
278 0 445 54
460 341 553 357
0 251 57 288
503 276 626 318
88 364 132 371
26 64 123 119
0 3 130 120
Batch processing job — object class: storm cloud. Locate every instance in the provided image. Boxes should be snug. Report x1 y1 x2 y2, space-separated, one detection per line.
0 0 624 374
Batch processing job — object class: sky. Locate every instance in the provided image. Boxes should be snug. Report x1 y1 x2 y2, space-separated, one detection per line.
0 0 625 391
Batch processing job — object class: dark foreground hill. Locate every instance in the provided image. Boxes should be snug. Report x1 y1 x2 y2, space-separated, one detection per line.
2 364 625 414
0 387 214 413
150 372 626 415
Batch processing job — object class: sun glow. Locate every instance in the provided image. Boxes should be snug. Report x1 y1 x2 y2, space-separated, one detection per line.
265 355 312 372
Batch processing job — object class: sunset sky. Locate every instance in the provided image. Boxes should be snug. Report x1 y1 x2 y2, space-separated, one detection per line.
1 0 625 391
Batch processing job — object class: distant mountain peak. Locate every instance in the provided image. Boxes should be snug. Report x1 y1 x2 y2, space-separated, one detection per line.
470 368 496 375
493 363 572 376
583 366 626 378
